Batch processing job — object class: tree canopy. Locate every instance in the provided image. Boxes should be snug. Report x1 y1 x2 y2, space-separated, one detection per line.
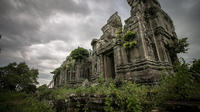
0 62 39 93
71 47 89 60
174 37 189 54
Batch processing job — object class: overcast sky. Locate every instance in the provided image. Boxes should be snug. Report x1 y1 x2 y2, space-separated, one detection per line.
0 0 200 85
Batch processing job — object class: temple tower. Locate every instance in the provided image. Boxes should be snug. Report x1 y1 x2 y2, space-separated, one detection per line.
91 12 123 80
117 0 178 83
91 0 178 84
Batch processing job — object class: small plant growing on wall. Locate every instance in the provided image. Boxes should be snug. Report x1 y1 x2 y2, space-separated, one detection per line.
123 31 136 41
123 41 137 49
123 31 137 49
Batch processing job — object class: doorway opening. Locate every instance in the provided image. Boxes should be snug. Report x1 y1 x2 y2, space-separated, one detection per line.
104 51 115 79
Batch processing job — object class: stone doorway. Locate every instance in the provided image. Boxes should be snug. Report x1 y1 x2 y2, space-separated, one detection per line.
104 51 115 79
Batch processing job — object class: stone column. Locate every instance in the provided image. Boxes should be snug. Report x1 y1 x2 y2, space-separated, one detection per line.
137 15 148 60
100 55 104 77
114 45 122 66
149 19 161 61
103 55 107 79
114 45 122 77
121 47 128 64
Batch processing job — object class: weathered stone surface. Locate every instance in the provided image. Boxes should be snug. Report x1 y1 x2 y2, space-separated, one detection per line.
91 0 177 84
53 95 200 112
53 53 92 88
52 0 178 87
54 94 106 112
82 79 89 88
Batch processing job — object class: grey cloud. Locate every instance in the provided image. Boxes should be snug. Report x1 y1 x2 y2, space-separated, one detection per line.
0 0 91 48
39 74 52 80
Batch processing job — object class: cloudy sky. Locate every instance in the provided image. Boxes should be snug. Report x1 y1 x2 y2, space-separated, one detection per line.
0 0 200 85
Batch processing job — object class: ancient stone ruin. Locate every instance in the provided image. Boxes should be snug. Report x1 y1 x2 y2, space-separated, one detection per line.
51 0 178 88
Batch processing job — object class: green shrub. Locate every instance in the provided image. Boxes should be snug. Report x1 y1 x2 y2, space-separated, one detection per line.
157 60 200 104
123 31 136 41
103 81 150 112
123 40 137 49
122 31 137 49
130 41 137 46
0 91 53 112
38 58 200 111
123 42 130 48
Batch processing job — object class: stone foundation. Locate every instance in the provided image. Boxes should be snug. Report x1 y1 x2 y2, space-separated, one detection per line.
53 94 200 112
54 94 105 112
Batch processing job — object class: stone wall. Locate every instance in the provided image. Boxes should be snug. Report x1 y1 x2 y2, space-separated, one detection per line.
54 94 105 112
53 94 200 112
53 54 92 88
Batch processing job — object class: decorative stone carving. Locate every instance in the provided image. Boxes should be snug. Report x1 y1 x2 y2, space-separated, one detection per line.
145 36 155 60
52 0 178 87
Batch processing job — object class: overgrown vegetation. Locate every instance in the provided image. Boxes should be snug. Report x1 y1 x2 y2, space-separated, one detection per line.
36 58 200 112
71 47 89 60
1 57 200 112
0 91 53 112
174 37 189 54
123 31 136 41
51 67 62 78
157 59 200 103
0 62 38 93
123 40 137 49
169 37 189 64
51 47 89 80
116 28 138 49
123 31 137 49
0 62 53 112
0 34 199 111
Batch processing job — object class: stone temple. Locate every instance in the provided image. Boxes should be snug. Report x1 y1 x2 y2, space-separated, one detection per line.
50 0 178 88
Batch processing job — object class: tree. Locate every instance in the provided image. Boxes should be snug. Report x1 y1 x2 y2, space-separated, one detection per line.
190 59 200 74
157 58 200 102
71 47 89 60
0 62 39 93
174 37 189 54
190 59 200 81
168 37 189 65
